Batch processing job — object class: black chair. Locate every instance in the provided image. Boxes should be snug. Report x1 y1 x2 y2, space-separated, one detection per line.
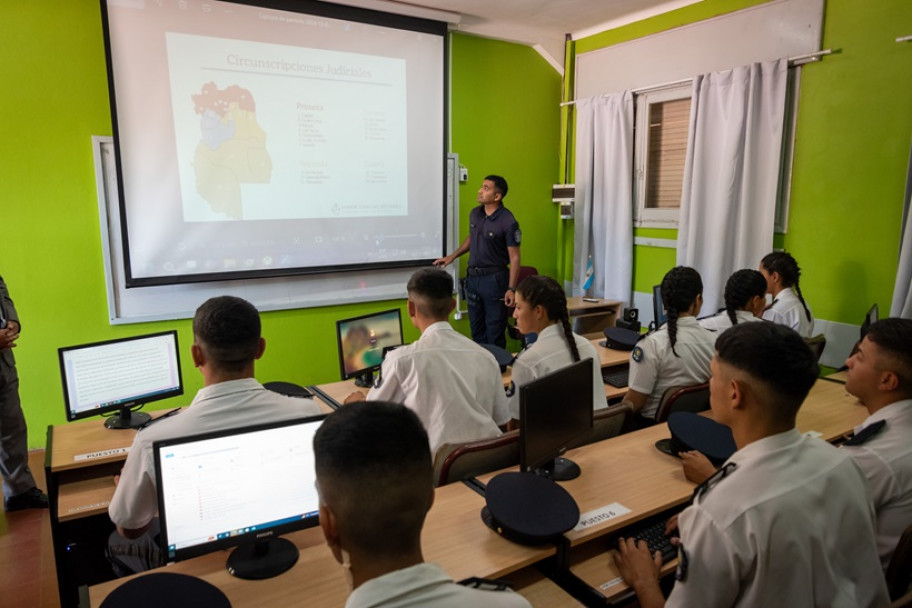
887 522 912 600
654 383 710 423
432 431 520 487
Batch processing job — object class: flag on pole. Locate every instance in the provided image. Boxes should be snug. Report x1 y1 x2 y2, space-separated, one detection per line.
582 255 594 291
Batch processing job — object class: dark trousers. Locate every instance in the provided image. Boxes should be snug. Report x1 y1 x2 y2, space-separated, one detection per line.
0 360 36 498
466 270 509 348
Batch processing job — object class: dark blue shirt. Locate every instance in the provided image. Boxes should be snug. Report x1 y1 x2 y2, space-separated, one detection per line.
467 205 521 269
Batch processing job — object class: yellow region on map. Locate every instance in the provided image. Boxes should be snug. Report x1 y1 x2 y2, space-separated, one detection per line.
192 83 272 219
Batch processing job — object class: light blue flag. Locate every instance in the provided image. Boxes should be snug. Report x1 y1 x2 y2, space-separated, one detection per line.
582 255 594 291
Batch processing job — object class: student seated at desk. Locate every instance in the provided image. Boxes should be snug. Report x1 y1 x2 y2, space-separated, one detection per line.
314 401 531 608
759 251 815 337
107 296 322 574
345 269 509 456
698 269 767 334
614 322 888 608
842 318 912 570
625 267 715 421
505 275 605 420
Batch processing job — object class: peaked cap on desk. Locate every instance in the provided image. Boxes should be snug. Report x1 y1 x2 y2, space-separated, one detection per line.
482 472 579 545
665 411 737 466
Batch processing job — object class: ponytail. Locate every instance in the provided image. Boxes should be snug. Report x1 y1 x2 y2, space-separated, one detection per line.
660 267 703 357
760 251 811 322
516 275 579 361
724 269 767 326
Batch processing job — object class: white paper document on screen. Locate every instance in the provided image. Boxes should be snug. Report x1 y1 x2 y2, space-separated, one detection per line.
166 33 408 223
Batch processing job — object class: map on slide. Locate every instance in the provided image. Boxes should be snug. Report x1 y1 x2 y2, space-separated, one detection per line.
191 82 272 219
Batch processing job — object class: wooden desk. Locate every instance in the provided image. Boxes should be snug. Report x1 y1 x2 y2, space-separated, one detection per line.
567 297 623 338
47 399 336 608
90 482 555 607
825 369 848 383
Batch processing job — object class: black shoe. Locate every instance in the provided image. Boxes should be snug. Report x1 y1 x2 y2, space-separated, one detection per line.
4 487 49 511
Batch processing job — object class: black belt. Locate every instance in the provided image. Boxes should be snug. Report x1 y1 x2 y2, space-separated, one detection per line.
466 266 508 276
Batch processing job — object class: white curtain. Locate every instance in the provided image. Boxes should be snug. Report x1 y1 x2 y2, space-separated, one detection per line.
890 145 912 318
573 92 634 304
677 59 788 314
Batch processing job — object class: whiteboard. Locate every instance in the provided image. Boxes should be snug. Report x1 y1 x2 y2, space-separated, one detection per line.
576 0 824 99
93 136 459 324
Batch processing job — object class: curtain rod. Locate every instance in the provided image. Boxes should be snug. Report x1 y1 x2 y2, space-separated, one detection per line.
560 49 833 107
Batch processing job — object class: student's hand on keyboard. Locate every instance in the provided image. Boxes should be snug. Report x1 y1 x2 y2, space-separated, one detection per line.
664 514 679 538
680 450 717 484
613 537 663 596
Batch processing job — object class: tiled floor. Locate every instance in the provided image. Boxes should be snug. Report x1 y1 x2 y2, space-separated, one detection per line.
0 450 60 608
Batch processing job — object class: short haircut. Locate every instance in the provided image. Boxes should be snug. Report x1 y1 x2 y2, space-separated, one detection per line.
313 401 433 556
407 268 454 319
715 321 818 418
192 296 261 373
484 174 508 199
864 318 912 391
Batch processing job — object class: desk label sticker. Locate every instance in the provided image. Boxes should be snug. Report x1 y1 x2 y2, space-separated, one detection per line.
573 502 631 531
74 446 130 462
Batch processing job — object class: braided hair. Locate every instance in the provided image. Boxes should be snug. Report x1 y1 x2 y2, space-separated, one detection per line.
760 252 811 322
516 275 581 362
661 266 703 358
724 269 767 327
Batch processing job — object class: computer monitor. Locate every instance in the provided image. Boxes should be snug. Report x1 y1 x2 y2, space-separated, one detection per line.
59 330 183 429
652 285 667 330
336 308 404 387
154 415 325 580
860 303 878 339
520 358 595 481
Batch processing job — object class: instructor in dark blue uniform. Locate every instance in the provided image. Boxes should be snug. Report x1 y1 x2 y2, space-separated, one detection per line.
435 175 521 348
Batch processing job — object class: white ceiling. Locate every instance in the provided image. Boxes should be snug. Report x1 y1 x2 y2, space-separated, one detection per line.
328 0 704 71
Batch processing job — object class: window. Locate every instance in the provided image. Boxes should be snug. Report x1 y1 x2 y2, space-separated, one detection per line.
633 84 692 227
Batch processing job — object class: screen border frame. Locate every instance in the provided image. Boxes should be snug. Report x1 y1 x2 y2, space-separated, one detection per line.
153 413 327 564
58 329 183 423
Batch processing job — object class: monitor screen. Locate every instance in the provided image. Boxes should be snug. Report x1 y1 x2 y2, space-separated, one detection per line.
154 415 325 579
653 285 667 330
59 330 183 429
336 308 403 387
520 358 595 481
861 303 878 339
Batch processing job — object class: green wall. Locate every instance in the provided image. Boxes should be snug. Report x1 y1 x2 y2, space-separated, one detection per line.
1 4 560 448
572 0 912 317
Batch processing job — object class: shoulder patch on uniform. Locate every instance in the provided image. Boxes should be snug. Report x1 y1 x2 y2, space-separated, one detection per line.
513 228 522 244
844 419 886 446
505 381 516 398
631 345 644 363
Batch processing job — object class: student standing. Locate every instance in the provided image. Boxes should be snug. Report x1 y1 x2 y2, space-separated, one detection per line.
434 175 521 348
614 322 888 608
759 251 814 337
505 275 605 420
625 267 715 421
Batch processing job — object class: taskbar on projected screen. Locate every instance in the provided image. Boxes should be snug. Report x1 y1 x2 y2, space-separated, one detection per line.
125 258 440 287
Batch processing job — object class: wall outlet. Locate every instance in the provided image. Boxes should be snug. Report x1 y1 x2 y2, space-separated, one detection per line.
459 165 468 183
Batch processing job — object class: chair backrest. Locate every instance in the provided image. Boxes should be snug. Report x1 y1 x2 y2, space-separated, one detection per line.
805 334 827 363
566 403 634 449
654 383 710 423
887 522 912 600
432 430 520 487
892 589 912 608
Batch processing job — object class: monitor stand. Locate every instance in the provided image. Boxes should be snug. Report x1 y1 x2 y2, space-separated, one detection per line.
353 371 375 388
104 406 151 430
227 537 299 580
535 457 581 482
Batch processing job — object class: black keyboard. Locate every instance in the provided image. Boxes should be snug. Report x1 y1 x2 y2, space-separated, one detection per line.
628 517 676 564
602 367 629 388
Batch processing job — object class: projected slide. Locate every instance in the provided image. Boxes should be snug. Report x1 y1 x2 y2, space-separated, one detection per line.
103 0 445 286
167 34 408 222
